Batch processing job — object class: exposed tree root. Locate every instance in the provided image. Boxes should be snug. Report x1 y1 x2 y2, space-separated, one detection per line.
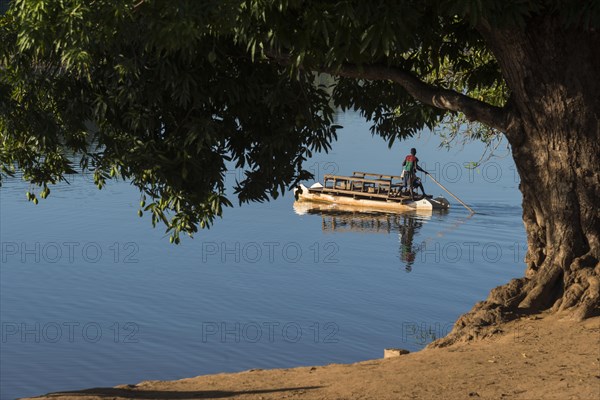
429 257 600 348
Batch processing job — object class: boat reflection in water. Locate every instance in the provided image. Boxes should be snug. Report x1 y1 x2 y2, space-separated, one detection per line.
293 201 448 271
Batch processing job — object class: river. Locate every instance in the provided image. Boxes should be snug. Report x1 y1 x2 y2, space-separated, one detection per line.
0 110 526 399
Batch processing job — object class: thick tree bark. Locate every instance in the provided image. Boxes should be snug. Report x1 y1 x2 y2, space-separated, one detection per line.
432 17 600 346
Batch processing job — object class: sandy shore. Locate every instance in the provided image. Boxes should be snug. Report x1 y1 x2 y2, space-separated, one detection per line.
27 313 599 400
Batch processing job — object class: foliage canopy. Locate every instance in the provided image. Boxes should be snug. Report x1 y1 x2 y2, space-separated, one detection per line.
1 0 598 242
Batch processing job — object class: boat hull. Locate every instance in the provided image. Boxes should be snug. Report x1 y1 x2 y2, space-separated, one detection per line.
294 184 450 212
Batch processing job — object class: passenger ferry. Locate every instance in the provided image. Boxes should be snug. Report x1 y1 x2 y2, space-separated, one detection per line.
294 171 450 212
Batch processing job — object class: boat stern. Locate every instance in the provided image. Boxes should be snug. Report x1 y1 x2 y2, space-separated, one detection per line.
412 196 450 210
429 197 450 210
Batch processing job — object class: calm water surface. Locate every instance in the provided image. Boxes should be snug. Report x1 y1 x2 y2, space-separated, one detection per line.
0 111 526 399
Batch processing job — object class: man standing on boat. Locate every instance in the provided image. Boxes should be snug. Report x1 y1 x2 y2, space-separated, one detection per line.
402 148 429 199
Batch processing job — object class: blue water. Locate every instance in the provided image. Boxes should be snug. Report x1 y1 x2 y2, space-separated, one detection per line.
0 111 526 399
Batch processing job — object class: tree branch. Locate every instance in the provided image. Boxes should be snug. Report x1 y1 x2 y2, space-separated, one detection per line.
267 52 509 132
333 63 509 132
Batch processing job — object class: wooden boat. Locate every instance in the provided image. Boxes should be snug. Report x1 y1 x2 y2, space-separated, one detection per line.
294 171 450 212
292 200 443 218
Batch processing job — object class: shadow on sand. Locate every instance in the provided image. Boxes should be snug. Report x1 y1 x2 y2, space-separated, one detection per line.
38 385 322 399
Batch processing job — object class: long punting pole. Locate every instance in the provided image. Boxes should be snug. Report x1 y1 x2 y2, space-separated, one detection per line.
425 172 476 214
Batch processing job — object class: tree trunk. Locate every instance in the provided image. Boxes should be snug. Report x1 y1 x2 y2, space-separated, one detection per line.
432 17 600 347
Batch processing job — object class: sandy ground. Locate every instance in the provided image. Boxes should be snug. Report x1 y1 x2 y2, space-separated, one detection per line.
26 313 600 400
